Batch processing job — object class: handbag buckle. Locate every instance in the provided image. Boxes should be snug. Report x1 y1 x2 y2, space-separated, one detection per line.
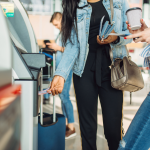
115 58 121 61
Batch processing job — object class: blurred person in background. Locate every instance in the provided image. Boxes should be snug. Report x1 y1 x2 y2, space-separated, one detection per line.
117 19 150 150
43 40 51 48
43 40 53 55
47 0 132 149
47 12 76 139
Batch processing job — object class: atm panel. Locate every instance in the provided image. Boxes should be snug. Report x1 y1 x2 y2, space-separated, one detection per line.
22 53 46 70
7 20 27 53
11 0 38 53
0 7 12 87
7 2 32 53
12 44 33 79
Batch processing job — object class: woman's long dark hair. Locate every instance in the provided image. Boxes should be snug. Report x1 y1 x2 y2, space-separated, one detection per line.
61 0 80 46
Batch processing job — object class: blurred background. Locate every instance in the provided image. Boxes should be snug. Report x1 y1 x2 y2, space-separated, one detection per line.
20 0 62 46
20 0 150 149
20 0 150 102
30 0 150 149
1 0 150 150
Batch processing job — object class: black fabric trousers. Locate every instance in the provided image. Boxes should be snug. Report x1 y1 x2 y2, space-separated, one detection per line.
73 52 123 150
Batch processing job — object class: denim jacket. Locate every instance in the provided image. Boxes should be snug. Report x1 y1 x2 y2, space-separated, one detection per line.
54 0 132 81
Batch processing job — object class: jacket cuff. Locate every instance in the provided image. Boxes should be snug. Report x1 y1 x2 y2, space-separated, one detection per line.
113 36 132 46
113 36 124 46
54 69 68 81
112 36 120 44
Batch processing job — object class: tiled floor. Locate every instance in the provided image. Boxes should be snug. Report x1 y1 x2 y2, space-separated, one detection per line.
43 80 150 150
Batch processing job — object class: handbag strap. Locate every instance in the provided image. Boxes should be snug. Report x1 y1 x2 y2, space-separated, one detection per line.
109 0 129 64
110 0 114 24
109 46 129 65
109 0 114 64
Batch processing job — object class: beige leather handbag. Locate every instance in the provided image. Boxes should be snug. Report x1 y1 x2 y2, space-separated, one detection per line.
110 48 144 92
107 0 144 92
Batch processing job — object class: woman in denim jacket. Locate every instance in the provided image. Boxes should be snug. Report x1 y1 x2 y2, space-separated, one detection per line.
48 0 132 149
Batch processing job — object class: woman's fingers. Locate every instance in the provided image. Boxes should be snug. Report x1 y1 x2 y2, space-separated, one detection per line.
146 36 150 44
54 88 59 95
48 88 58 96
127 25 130 30
126 23 134 34
47 76 65 96
140 18 144 24
125 32 142 39
46 43 51 45
46 43 53 49
140 19 148 30
51 89 56 96
47 78 55 94
134 37 143 43
51 88 59 95
50 87 62 95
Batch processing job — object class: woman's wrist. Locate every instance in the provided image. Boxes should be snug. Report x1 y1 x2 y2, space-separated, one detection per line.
58 46 64 52
112 36 120 44
61 47 65 52
57 46 62 52
55 45 65 52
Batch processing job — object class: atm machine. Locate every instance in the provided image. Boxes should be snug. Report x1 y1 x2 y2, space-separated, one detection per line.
0 0 46 150
0 6 21 150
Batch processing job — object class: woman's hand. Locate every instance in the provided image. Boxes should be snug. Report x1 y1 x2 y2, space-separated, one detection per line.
126 19 148 34
125 28 150 44
46 43 61 51
97 30 118 45
47 76 65 96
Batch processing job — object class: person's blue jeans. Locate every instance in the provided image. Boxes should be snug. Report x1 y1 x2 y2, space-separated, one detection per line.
59 70 74 123
118 92 150 150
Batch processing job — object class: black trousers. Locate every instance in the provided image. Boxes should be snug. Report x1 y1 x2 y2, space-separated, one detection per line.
73 52 123 150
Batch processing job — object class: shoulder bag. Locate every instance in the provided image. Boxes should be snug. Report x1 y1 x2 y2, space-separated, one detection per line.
108 0 144 92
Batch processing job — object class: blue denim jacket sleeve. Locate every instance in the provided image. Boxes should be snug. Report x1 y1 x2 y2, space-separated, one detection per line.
112 0 132 46
54 28 79 81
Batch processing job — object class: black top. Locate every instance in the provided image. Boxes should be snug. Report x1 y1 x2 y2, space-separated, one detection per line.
88 0 110 44
88 0 111 86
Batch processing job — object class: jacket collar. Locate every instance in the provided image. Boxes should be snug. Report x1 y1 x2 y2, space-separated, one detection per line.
78 0 88 7
78 0 106 8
